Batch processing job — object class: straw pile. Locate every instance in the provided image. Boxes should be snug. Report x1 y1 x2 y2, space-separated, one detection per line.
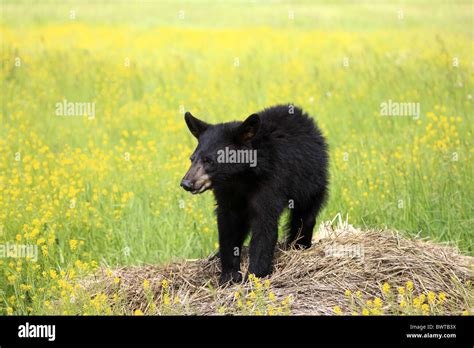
87 218 473 315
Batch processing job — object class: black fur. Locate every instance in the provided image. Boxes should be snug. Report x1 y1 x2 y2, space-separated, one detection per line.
182 105 329 285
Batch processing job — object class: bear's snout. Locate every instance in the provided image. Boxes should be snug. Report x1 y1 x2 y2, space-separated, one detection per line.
181 162 212 194
180 179 193 191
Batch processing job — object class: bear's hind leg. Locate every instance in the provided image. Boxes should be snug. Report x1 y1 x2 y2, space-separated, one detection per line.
286 194 326 249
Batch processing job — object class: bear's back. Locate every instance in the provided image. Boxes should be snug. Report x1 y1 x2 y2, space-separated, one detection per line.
256 104 323 145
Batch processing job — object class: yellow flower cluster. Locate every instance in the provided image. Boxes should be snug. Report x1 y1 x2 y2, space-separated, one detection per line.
224 276 291 316
337 281 470 316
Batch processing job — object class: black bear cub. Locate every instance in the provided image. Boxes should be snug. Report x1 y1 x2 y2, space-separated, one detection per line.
181 105 328 285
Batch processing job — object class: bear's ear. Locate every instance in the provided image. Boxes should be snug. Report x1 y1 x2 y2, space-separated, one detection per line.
236 113 260 143
185 112 209 139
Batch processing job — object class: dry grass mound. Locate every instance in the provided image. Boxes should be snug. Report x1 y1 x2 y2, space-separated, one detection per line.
87 220 473 315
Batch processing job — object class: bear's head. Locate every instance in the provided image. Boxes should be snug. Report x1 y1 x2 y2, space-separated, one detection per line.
181 111 260 194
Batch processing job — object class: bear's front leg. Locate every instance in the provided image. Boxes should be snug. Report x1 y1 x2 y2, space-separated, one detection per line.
217 207 248 285
247 218 278 278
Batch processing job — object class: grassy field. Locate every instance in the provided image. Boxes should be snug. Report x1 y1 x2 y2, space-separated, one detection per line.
0 0 472 315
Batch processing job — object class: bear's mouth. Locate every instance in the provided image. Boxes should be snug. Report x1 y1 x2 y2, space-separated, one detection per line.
191 180 212 194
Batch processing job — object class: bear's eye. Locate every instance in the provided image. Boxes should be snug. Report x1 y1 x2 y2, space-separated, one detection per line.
202 157 213 165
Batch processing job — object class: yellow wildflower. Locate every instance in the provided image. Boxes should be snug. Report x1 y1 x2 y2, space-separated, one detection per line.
438 292 446 304
419 294 426 303
373 297 383 308
162 279 169 288
143 279 150 290
69 239 78 251
413 298 421 308
427 291 436 304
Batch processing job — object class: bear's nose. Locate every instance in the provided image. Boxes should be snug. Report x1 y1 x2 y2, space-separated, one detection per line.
180 179 193 191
